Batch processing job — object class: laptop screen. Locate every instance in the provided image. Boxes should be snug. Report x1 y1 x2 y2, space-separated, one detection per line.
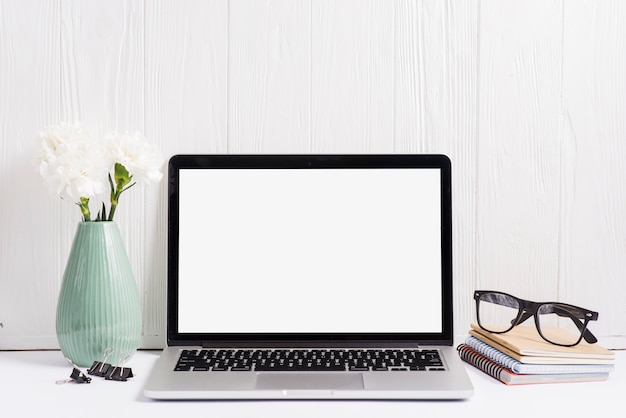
168 155 453 345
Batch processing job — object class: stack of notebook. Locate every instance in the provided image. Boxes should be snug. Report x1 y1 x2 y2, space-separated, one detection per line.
458 323 615 385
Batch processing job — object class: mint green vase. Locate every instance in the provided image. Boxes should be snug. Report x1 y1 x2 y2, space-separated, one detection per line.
56 222 141 367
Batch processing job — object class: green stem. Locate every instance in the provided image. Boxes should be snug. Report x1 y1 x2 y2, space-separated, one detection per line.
108 200 118 221
107 182 136 221
105 163 137 221
77 197 91 222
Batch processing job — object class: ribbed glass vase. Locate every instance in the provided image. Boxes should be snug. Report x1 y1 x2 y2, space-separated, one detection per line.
56 221 141 367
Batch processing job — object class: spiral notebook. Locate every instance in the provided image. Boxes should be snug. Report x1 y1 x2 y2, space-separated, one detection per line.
457 345 610 385
463 336 614 374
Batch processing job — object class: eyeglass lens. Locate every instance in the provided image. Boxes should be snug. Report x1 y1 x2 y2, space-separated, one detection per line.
477 292 520 333
536 304 585 346
477 293 585 346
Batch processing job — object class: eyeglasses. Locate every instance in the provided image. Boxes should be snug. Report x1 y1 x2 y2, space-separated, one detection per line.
474 290 599 347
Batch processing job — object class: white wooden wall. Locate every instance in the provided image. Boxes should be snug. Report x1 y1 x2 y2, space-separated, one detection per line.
1 0 625 349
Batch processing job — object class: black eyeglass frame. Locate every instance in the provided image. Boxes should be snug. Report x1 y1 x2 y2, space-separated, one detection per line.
474 290 599 347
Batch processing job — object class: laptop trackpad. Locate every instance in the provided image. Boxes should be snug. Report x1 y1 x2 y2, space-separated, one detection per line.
255 373 364 390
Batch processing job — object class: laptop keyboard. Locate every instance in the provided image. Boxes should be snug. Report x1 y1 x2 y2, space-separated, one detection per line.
174 349 445 372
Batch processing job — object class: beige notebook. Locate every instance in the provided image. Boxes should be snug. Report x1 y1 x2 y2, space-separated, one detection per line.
469 323 615 364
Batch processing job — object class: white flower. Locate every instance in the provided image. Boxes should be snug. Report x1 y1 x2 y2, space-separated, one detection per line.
34 123 163 221
36 123 108 200
103 132 163 184
35 122 89 172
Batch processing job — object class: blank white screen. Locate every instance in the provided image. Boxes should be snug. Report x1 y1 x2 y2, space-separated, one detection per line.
178 168 442 333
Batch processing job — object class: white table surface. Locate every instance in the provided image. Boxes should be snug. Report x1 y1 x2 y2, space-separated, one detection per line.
1 348 623 417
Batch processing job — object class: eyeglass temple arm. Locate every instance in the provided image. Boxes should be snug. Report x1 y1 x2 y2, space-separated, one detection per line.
583 329 598 344
516 307 598 344
552 306 598 344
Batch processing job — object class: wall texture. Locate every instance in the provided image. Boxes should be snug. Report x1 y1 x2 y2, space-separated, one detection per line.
1 0 625 349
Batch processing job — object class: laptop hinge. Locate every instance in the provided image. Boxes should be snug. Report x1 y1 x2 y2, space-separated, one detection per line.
199 341 424 349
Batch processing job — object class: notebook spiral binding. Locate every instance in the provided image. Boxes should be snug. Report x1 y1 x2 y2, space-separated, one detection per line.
456 344 504 381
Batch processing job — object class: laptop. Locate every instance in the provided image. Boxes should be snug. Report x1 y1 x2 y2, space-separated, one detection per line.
143 154 473 400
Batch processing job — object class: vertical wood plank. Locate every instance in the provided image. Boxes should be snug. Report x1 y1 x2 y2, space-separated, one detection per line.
229 0 311 152
0 0 61 348
145 0 228 346
145 0 227 156
60 0 148 343
561 0 626 337
311 0 394 152
476 0 563 299
60 0 144 132
394 0 478 336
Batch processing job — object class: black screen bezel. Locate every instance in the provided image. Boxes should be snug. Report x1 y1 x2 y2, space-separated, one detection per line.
167 154 453 347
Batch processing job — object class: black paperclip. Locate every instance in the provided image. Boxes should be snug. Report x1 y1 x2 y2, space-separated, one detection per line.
69 367 92 383
104 351 134 381
105 366 134 381
56 358 92 385
88 348 113 377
